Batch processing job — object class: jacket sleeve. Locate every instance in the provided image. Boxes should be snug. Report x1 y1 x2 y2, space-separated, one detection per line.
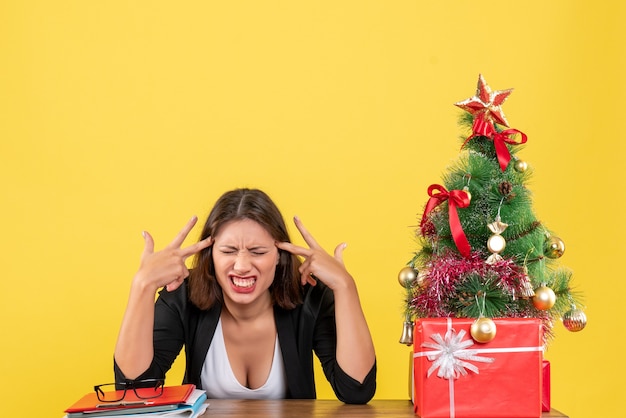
114 284 188 385
309 283 377 404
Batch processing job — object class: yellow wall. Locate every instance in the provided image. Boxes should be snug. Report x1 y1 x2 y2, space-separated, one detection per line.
1 1 623 417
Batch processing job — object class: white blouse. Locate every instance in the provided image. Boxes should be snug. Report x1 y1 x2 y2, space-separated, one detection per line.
200 318 287 399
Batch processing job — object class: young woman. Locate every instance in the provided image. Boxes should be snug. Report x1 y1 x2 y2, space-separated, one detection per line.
113 188 376 403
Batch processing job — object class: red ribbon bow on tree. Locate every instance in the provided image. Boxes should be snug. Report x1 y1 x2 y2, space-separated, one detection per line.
463 114 528 171
420 184 472 258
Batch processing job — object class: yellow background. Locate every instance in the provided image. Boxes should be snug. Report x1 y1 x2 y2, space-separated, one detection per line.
1 1 623 417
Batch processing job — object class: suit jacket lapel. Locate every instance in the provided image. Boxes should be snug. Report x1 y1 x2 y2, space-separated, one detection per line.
189 303 221 388
275 305 313 398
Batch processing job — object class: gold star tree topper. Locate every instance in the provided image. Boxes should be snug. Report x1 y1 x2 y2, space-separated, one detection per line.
455 74 513 127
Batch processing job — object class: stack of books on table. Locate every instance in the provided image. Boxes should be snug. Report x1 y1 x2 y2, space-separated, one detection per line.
63 384 208 418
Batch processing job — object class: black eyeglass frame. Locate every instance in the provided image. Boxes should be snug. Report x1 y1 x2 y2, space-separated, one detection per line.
93 379 165 403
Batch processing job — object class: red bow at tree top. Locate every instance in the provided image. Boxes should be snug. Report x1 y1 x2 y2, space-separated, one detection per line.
463 115 528 172
454 75 528 172
420 184 472 258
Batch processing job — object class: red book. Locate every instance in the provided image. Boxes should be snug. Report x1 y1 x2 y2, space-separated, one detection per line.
65 384 196 414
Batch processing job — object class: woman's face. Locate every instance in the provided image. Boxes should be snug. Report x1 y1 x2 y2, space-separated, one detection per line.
212 219 279 306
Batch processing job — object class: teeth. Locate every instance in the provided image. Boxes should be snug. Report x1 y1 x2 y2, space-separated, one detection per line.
232 277 255 288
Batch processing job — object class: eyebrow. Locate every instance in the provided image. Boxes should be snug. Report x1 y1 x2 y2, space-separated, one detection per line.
217 244 272 250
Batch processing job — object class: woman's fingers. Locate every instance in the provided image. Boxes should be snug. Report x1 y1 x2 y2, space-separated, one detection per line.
278 218 352 290
334 242 347 263
275 240 310 257
165 276 186 292
136 216 209 290
141 230 155 259
181 236 213 260
167 216 199 249
293 216 321 249
304 273 317 287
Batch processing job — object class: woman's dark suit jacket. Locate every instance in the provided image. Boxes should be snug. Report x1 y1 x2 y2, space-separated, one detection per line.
114 280 376 404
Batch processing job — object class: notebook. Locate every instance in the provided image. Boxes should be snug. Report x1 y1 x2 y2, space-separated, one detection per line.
65 384 196 414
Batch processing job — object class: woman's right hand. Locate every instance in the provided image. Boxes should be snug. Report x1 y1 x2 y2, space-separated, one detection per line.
115 216 212 379
134 216 213 292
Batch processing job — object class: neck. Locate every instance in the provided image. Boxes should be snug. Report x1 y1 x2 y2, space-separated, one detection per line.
222 291 273 323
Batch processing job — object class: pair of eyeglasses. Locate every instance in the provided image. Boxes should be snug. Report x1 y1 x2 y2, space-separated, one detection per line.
94 379 164 403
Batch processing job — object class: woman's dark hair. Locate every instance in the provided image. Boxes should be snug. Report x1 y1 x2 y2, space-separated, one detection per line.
188 188 302 310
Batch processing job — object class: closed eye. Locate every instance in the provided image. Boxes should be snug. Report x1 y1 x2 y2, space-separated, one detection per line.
217 246 270 256
218 246 238 254
249 247 269 256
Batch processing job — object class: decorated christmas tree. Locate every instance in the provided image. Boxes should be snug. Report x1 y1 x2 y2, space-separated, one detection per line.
398 74 587 346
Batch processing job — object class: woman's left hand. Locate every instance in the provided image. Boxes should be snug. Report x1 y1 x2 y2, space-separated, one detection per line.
277 216 376 384
276 216 353 290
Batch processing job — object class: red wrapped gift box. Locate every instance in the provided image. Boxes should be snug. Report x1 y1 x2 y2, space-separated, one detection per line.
542 360 551 412
413 318 543 418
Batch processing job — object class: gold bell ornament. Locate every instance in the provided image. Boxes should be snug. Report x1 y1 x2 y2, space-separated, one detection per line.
398 266 418 346
398 314 414 346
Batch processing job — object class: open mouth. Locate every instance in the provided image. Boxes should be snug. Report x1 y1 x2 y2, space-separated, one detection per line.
230 276 256 289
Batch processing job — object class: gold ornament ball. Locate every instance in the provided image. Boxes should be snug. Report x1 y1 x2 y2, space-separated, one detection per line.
514 159 528 173
462 186 472 203
563 308 587 332
415 271 427 289
470 317 497 343
398 266 418 287
532 286 556 310
544 235 565 259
